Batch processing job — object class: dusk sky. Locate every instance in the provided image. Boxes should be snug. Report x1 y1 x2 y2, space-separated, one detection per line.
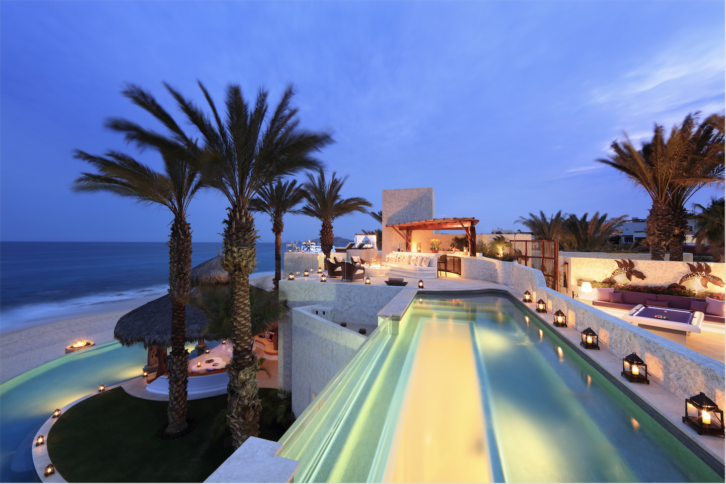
1 1 723 244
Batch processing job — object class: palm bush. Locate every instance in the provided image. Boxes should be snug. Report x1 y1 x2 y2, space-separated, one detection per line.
300 169 371 258
72 85 203 436
362 210 383 249
693 197 725 262
562 212 627 251
515 211 567 241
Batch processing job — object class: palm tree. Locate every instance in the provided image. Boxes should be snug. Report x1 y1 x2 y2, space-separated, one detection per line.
515 210 567 240
598 113 724 261
117 82 332 448
300 169 372 258
693 197 725 262
362 210 383 249
250 180 305 289
562 212 628 251
73 142 202 436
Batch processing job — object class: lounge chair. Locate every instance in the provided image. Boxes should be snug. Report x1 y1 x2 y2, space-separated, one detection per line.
325 258 343 278
342 261 366 282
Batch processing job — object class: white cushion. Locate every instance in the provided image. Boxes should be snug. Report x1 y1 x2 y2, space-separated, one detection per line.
594 287 614 301
706 297 725 317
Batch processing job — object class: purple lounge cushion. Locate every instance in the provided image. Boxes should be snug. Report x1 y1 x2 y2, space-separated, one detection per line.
706 297 725 317
690 299 708 312
594 287 614 301
645 299 669 307
656 294 694 310
610 292 623 303
621 291 649 305
388 277 404 283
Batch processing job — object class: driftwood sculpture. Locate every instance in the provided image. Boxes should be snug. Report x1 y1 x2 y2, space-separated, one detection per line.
668 263 725 290
602 259 646 283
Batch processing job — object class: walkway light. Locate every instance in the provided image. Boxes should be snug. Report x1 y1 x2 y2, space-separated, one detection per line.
197 362 202 368
683 392 724 437
142 371 148 378
222 339 227 344
317 267 323 274
553 310 566 327
35 435 45 447
52 409 61 419
536 299 547 313
365 277 371 285
523 291 532 303
580 328 599 350
304 270 309 277
621 353 649 384
98 384 106 392
205 348 210 354
418 280 424 289
320 274 327 282
288 272 294 280
44 464 55 477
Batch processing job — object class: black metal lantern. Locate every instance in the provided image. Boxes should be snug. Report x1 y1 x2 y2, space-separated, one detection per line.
418 280 424 289
98 384 106 393
580 328 599 350
621 353 649 384
683 392 724 437
52 409 61 419
44 464 55 477
320 274 327 282
205 348 210 354
523 291 532 303
288 272 294 280
553 309 567 327
365 277 371 285
35 435 45 447
317 267 323 274
304 269 309 277
142 370 148 378
536 299 547 313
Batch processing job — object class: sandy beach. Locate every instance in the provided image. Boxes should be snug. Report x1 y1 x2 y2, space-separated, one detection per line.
0 272 276 384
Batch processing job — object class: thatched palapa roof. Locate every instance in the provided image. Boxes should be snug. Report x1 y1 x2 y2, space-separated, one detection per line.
114 293 209 347
190 251 229 286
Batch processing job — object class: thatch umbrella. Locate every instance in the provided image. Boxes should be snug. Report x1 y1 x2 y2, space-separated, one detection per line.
190 249 229 286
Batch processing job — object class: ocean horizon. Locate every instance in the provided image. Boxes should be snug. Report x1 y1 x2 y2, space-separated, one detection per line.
0 241 277 334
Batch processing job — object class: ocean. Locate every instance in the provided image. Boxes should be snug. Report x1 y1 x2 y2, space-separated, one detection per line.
0 242 276 334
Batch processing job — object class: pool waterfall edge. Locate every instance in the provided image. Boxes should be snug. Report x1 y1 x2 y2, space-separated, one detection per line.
276 290 725 482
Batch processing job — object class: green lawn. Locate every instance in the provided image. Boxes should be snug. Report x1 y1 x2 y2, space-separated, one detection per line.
48 387 291 482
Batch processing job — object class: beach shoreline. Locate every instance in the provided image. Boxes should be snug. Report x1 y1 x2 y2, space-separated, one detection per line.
0 272 276 384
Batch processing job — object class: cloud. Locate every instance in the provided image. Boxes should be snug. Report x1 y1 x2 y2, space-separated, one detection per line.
565 165 603 173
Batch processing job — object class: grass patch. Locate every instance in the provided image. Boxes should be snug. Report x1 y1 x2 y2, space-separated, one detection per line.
48 387 291 482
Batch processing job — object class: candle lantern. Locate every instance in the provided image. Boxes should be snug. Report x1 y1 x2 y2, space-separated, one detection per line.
222 339 227 344
98 384 106 392
418 280 424 289
682 392 724 437
523 291 532 303
317 267 323 274
52 409 61 419
365 277 371 285
580 327 599 350
536 299 547 313
621 353 649 384
35 435 45 447
142 370 148 378
320 274 327 282
205 348 210 354
288 272 295 280
44 465 55 477
304 270 309 277
553 309 567 327
197 362 201 368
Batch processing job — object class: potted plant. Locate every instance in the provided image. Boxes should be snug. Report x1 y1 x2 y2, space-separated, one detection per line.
430 239 441 253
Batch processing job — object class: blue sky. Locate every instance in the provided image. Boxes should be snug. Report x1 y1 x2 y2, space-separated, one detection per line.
1 1 723 243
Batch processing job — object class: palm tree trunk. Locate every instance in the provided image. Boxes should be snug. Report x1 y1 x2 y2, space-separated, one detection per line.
165 218 191 435
668 206 689 262
320 219 334 258
646 200 671 261
221 205 262 448
273 215 283 290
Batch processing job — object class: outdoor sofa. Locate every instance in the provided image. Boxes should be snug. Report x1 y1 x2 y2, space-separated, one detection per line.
592 288 725 324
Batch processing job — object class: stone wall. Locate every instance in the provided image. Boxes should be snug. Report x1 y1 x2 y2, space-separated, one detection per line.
382 188 435 255
561 256 725 295
290 306 366 416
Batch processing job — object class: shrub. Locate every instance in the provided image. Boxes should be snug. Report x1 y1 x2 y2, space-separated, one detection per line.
587 281 724 300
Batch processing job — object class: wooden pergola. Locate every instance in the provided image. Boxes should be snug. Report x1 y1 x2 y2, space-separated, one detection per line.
386 217 479 254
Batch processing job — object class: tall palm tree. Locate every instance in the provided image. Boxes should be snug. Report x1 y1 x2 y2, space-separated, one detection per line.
693 197 725 262
362 210 383 249
148 82 331 448
563 212 628 251
515 210 567 240
72 147 202 436
250 180 305 289
300 169 372 258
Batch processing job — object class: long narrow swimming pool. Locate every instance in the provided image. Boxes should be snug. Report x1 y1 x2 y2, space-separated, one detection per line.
277 293 722 483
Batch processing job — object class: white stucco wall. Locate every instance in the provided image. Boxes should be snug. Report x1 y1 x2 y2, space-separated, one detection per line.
283 253 326 276
382 188 435 255
561 251 693 262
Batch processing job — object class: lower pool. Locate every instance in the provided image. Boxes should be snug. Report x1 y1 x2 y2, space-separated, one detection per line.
277 293 722 482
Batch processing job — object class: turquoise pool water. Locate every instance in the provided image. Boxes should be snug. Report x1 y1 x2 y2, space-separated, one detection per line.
278 293 722 483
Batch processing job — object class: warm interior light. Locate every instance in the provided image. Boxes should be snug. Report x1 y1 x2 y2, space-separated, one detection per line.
581 282 593 293
703 411 712 425
365 277 371 285
317 267 323 273
36 435 45 446
418 280 424 289
288 273 294 280
586 335 593 344
205 349 210 354
197 362 201 367
222 339 227 344
321 274 327 282
142 371 148 377
632 365 640 376
557 315 563 323
304 270 309 276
